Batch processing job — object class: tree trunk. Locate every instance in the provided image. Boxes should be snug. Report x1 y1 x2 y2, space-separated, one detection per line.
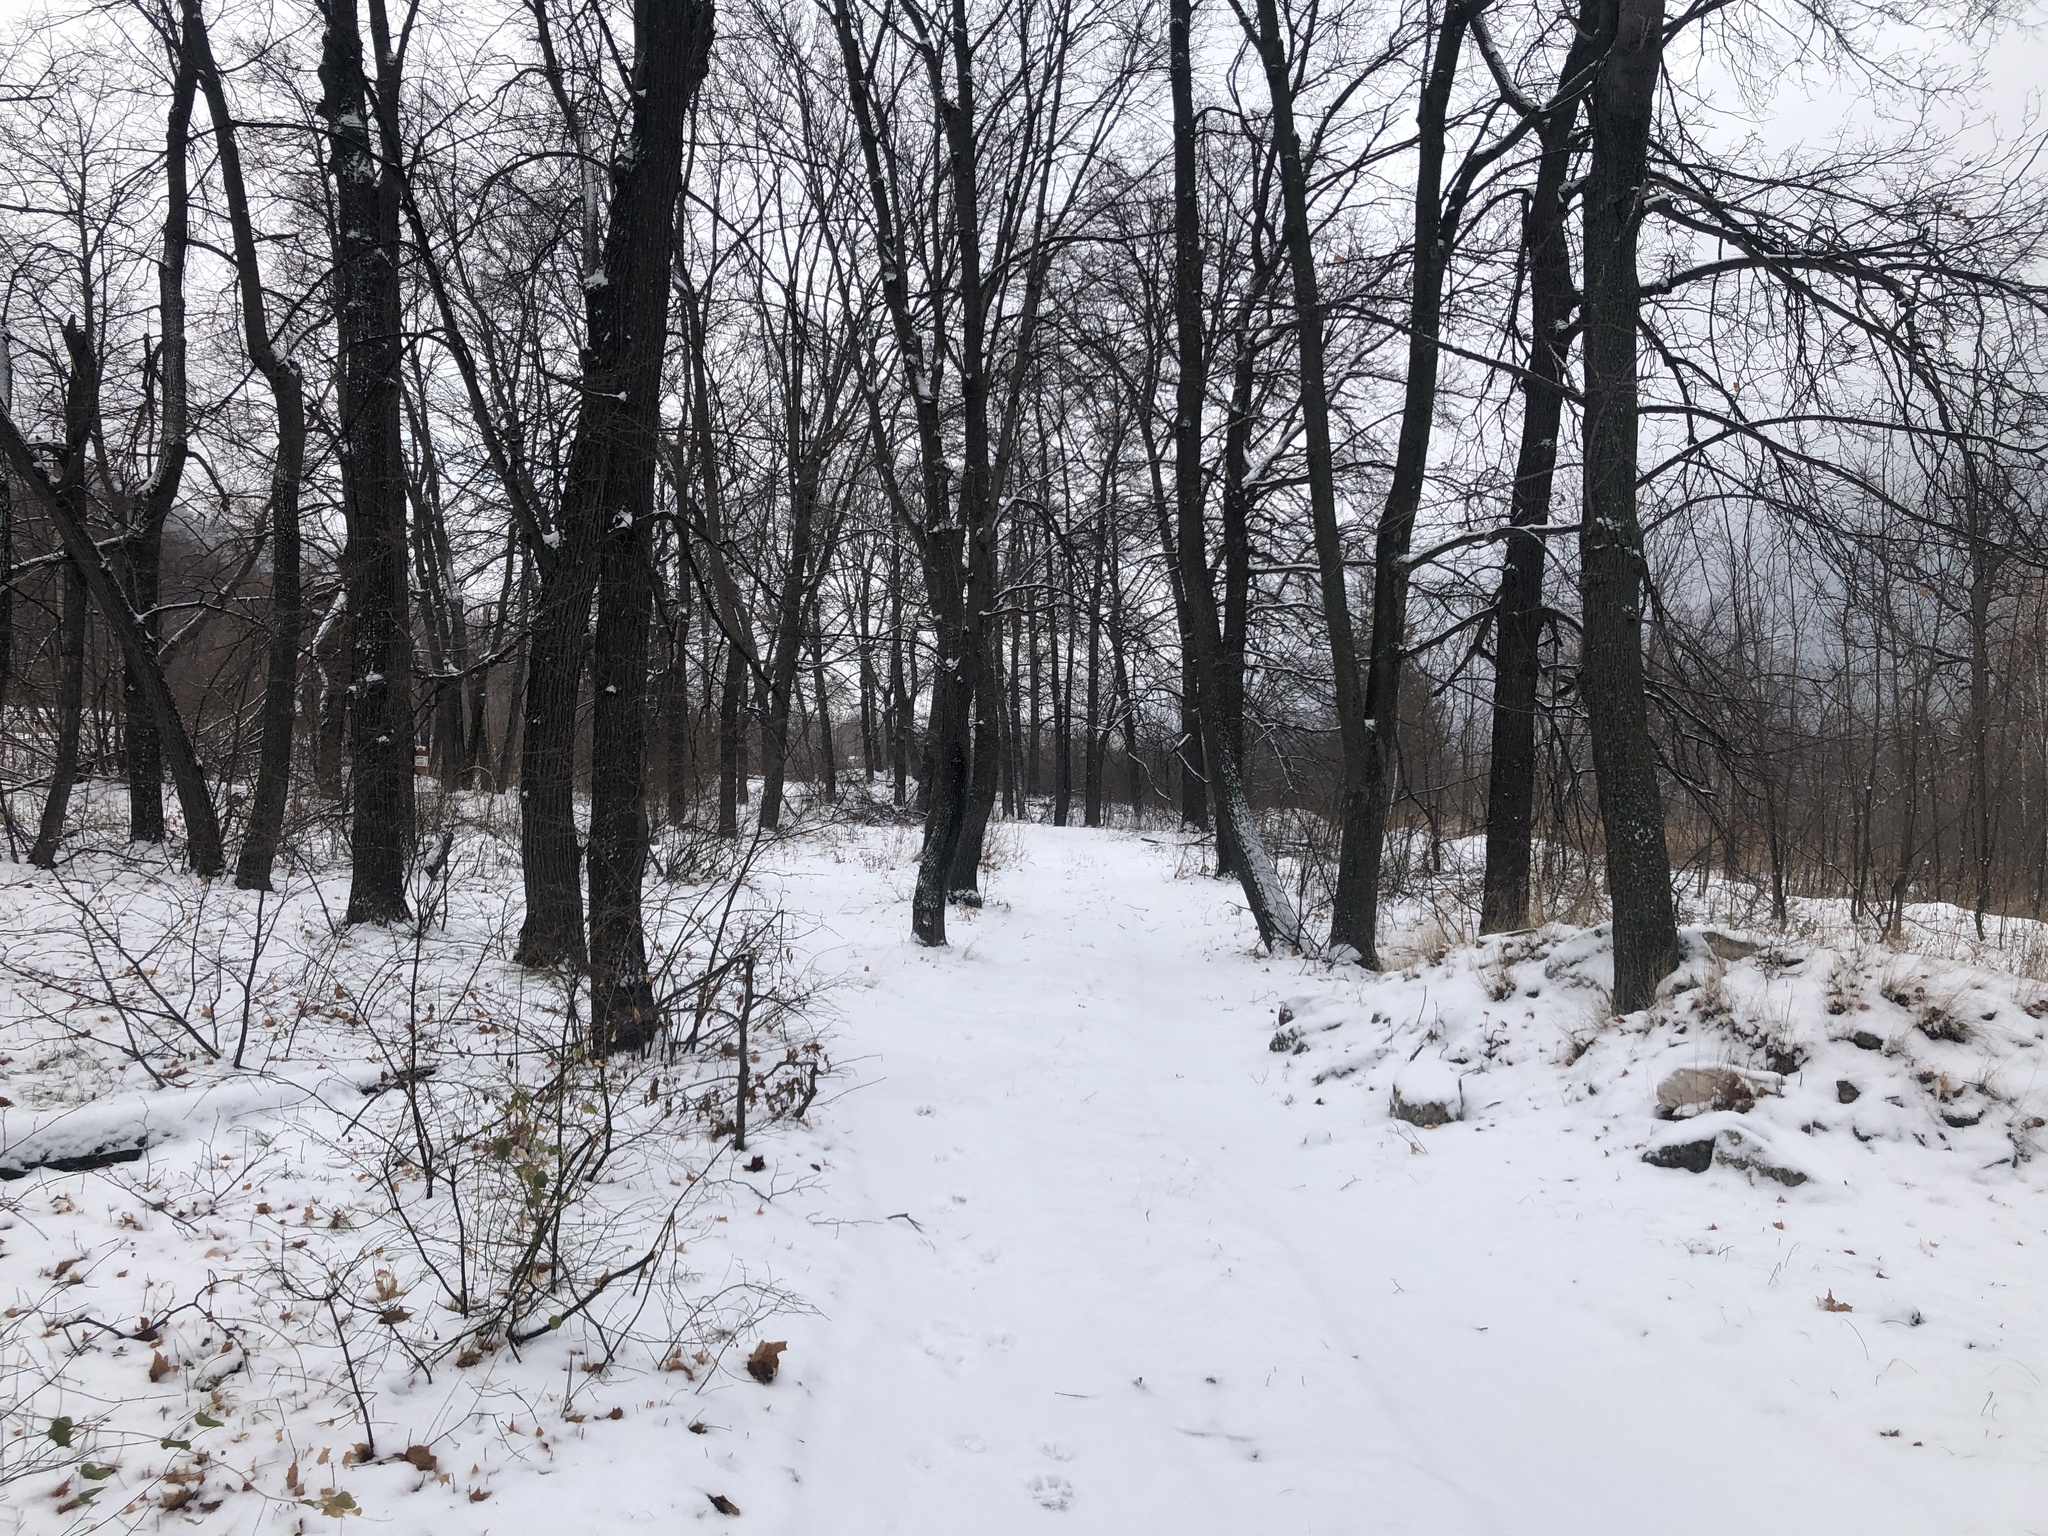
322 0 414 924
1242 0 1373 959
125 30 197 846
195 0 306 893
1349 0 1478 966
889 539 909 807
758 373 818 831
1480 21 1596 933
811 598 837 804
581 0 714 1049
30 563 86 869
1578 0 1678 1010
830 0 978 944
1189 0 1298 945
1083 525 1105 829
0 326 223 876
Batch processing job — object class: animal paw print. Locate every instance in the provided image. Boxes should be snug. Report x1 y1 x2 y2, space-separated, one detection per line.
1028 1472 1074 1511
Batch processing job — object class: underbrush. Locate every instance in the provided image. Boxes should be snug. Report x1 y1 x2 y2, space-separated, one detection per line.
0 786 829 1531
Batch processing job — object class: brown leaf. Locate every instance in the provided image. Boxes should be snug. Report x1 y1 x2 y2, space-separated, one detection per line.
379 1306 413 1326
162 1488 196 1512
687 1420 709 1435
149 1351 174 1382
1819 1290 1854 1313
744 1155 766 1173
401 1445 438 1473
708 1493 742 1516
746 1340 787 1384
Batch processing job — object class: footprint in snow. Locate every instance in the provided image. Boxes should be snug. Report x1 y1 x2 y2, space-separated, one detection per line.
1028 1473 1074 1511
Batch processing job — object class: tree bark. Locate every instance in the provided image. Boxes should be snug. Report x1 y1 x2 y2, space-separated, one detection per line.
581 0 715 1048
0 341 224 876
1173 0 1298 946
321 0 414 924
831 0 974 943
1242 0 1374 959
1351 0 1482 966
124 29 199 847
1578 0 1678 1010
194 0 307 893
30 562 86 869
1479 20 1596 933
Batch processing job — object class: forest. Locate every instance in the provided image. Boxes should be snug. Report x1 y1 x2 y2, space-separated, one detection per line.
1 0 2045 1530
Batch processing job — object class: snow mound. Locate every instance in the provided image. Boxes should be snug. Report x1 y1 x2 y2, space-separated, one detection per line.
1273 918 2048 1193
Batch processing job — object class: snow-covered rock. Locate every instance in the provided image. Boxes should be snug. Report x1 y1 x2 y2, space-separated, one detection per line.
1642 1112 1812 1186
1655 1064 1783 1117
1390 1059 1464 1127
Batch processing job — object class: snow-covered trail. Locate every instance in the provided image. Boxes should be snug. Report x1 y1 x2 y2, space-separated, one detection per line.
766 828 1480 1532
685 825 2045 1535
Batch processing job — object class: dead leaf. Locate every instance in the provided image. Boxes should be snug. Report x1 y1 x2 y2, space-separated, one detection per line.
1820 1290 1854 1313
708 1493 742 1515
468 1489 491 1503
149 1351 173 1382
746 1340 787 1384
687 1420 709 1435
744 1154 766 1172
162 1488 196 1512
317 1489 358 1517
401 1445 437 1473
379 1307 413 1326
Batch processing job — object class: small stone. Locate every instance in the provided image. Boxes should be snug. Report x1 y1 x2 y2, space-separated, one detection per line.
1836 1080 1861 1104
1390 1061 1463 1127
1643 1136 1715 1173
1850 1031 1884 1051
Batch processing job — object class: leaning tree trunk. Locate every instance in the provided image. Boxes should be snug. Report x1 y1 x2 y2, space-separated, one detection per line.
1172 0 1299 948
38 322 123 868
321 0 413 924
831 0 976 945
30 563 86 870
1479 21 1597 933
193 0 306 893
1243 0 1370 957
1351 0 1479 967
1578 0 1678 1010
0 342 224 876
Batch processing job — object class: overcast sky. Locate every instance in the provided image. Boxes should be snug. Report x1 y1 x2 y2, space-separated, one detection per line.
0 0 2041 165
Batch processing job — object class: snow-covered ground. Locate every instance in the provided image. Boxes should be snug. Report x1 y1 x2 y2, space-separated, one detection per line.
3 819 2045 1533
